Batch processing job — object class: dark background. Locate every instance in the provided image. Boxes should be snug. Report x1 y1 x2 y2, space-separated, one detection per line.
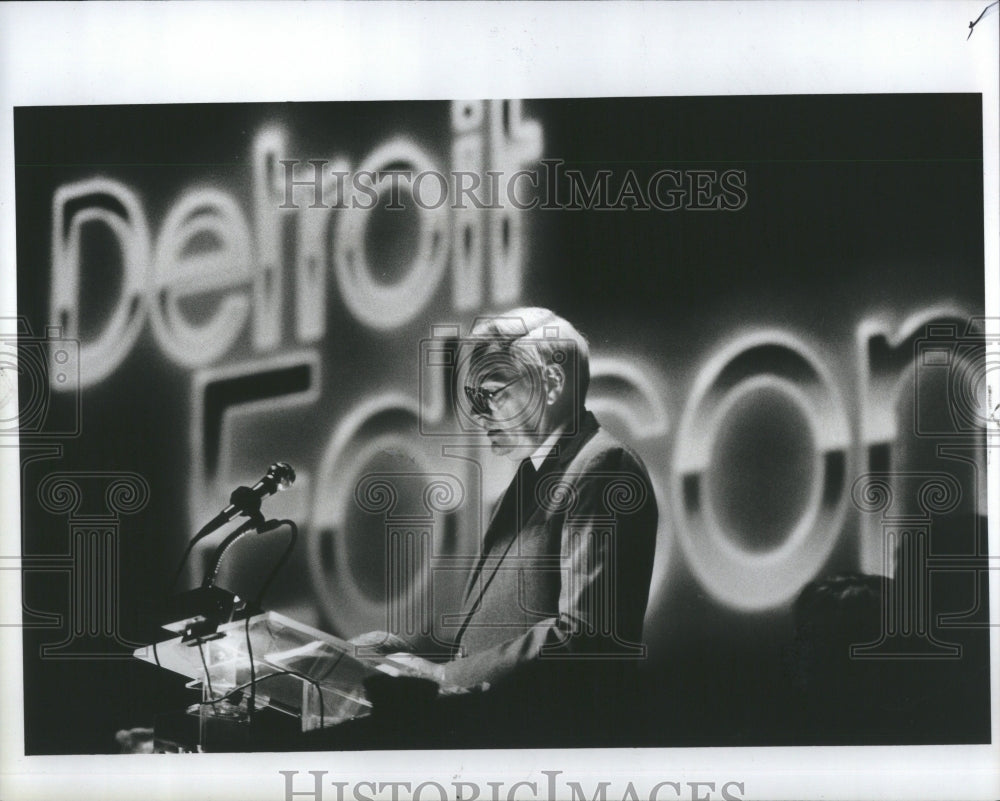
14 95 991 752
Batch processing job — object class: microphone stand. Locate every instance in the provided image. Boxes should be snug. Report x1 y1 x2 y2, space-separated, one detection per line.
200 516 299 728
166 485 267 597
161 485 269 643
201 485 267 591
166 462 295 595
156 468 299 732
201 514 266 591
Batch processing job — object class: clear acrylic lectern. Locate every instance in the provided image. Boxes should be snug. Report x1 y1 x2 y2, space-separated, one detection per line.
135 610 433 734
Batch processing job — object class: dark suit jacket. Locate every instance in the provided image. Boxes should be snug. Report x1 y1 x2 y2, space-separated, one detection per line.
443 410 658 691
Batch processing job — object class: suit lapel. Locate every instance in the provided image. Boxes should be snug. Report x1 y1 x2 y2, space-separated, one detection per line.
461 458 536 603
457 412 601 619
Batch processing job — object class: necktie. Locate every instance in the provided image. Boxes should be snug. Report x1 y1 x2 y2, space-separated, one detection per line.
463 458 537 603
455 458 538 650
483 457 537 549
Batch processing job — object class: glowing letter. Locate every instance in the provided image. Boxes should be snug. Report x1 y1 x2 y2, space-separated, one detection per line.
252 128 289 351
295 156 350 343
671 332 851 610
50 179 150 387
489 100 542 304
333 140 448 330
856 306 973 573
149 189 253 367
451 101 487 310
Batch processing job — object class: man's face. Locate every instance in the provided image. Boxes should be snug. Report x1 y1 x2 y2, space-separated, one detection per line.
465 361 546 458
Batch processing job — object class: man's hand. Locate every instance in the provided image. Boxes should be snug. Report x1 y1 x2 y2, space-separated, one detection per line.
382 652 447 684
347 630 414 656
348 633 452 685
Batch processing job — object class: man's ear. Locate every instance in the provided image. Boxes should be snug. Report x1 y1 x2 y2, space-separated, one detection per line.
543 363 565 405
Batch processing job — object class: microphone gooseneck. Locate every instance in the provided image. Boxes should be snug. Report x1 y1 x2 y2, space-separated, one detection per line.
167 462 296 596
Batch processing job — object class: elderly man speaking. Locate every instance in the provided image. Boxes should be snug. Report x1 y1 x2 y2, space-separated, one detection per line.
354 307 658 731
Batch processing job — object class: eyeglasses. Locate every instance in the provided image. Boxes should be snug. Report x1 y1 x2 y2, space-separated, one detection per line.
463 375 525 416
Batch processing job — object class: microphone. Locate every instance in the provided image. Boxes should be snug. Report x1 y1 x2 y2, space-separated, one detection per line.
164 462 297 609
210 462 296 527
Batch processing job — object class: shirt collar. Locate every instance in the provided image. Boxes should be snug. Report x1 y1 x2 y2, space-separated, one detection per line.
529 423 567 472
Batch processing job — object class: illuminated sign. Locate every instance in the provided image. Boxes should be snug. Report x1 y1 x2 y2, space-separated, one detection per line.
192 307 980 625
42 98 984 626
50 100 543 381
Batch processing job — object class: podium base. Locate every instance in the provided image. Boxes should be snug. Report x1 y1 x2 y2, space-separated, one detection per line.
153 704 302 752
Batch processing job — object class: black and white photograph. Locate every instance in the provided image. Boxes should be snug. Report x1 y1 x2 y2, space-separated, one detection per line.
1 3 998 801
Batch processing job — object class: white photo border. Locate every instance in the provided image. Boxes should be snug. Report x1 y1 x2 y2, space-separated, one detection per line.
0 2 997 800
